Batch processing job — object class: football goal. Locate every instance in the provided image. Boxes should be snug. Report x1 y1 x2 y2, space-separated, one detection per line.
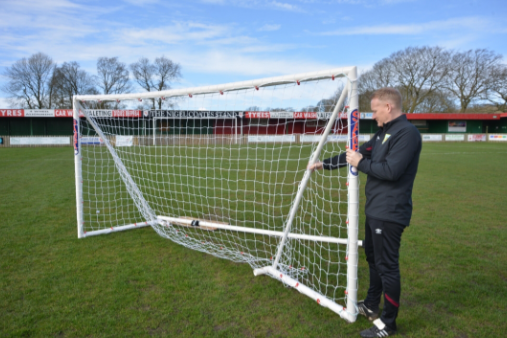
73 67 361 322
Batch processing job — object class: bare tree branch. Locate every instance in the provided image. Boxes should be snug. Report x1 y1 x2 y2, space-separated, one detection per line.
130 56 181 109
52 61 97 108
487 64 507 112
2 52 56 108
96 57 131 108
444 49 502 112
390 46 451 113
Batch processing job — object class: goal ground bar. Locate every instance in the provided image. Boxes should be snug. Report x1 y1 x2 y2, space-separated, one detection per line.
82 220 156 238
253 266 357 323
157 216 363 246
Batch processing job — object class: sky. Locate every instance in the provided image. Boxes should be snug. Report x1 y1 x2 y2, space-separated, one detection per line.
1 0 506 103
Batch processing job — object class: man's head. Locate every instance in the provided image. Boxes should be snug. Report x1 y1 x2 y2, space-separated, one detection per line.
370 88 403 128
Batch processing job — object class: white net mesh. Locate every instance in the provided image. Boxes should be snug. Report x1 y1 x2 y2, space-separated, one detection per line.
76 72 358 313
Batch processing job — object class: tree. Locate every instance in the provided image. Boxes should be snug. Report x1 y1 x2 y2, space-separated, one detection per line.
52 61 97 108
444 49 502 112
96 57 131 96
488 64 507 112
2 52 56 108
415 89 456 113
130 56 181 109
358 59 395 112
358 47 451 113
390 46 451 113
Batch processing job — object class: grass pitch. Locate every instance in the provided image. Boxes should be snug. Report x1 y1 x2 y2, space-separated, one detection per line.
0 142 506 337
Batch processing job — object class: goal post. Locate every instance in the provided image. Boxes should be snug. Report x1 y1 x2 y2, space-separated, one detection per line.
73 67 361 322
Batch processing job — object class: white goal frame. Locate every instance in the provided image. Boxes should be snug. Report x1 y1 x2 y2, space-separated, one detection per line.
73 66 360 322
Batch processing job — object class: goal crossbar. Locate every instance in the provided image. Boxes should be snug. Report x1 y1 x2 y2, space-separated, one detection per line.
75 67 355 102
157 215 363 246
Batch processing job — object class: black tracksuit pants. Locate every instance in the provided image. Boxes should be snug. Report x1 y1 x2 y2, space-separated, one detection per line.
363 217 406 331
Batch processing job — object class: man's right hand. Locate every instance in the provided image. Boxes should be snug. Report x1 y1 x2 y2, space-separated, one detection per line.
307 162 323 171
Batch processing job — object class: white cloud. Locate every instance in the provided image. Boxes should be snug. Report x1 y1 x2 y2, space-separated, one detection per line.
379 0 416 4
175 49 335 76
198 0 304 11
121 22 231 45
270 1 302 11
258 24 281 32
123 0 160 5
320 17 493 36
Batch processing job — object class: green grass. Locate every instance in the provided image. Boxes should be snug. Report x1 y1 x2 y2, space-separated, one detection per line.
0 143 506 337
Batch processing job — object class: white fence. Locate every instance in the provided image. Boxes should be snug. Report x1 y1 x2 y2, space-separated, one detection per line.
0 136 72 147
1 133 506 148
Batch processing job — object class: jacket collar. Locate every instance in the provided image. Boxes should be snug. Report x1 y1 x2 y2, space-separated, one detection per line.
382 114 407 132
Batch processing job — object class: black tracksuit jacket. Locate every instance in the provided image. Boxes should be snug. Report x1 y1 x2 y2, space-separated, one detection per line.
322 114 422 226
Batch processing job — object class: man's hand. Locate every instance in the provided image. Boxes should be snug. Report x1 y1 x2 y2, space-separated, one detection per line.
307 162 323 171
346 149 363 167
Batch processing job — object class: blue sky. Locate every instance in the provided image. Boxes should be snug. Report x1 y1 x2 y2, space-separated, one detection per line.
1 0 506 101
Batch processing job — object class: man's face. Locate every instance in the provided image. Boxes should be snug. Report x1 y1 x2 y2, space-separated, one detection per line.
371 98 392 128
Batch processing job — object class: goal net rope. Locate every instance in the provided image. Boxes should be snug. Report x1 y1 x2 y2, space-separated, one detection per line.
73 67 360 322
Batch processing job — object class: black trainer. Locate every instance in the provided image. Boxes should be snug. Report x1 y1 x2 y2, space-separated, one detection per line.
360 319 396 337
357 300 379 321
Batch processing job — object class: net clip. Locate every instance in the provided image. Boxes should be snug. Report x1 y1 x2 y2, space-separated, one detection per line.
191 220 200 227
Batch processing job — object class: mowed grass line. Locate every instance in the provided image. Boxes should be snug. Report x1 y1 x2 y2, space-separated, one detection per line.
0 143 505 337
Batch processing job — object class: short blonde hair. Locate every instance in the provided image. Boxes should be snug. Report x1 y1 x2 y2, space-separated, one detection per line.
371 87 402 110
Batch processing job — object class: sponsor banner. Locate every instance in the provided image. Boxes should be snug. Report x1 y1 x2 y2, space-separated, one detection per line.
248 135 295 143
294 112 318 119
300 135 322 143
150 110 241 119
0 109 24 117
245 111 271 119
245 111 348 120
489 134 507 141
80 110 112 118
80 137 103 145
78 110 143 118
55 109 73 117
112 110 142 117
116 135 133 147
0 109 141 118
11 137 70 145
292 112 341 119
300 134 371 143
445 134 465 141
271 111 298 119
300 135 347 143
468 134 487 142
24 109 54 117
0 109 374 120
329 135 348 142
422 134 443 141
448 121 466 132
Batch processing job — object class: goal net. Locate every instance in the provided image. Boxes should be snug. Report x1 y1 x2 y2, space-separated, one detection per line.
73 67 360 322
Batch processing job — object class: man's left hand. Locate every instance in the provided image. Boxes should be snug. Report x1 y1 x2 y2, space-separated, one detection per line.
346 149 363 168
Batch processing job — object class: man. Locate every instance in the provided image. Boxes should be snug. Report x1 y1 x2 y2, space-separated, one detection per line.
308 88 421 337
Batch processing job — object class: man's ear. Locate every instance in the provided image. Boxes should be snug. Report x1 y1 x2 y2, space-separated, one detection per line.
386 102 392 114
